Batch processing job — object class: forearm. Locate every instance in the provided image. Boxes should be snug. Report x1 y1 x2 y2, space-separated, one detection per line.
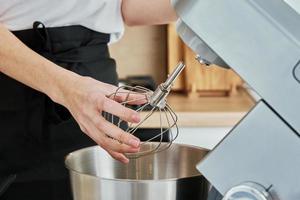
121 0 177 26
0 24 79 105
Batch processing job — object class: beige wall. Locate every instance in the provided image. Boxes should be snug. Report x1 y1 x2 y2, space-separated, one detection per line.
109 25 167 84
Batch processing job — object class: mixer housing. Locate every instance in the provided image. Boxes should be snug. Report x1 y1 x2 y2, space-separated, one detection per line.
172 0 300 199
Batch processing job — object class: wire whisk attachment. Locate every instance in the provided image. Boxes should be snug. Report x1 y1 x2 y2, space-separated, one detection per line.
104 62 186 158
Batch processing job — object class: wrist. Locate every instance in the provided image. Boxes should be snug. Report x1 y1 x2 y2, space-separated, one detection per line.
46 67 82 107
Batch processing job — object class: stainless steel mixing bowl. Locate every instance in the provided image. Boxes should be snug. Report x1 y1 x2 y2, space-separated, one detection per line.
65 143 209 200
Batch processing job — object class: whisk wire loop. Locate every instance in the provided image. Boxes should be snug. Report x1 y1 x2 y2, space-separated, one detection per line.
104 62 185 159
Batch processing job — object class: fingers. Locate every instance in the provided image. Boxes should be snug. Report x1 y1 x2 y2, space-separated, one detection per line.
101 98 141 123
106 149 129 164
111 91 148 105
94 116 141 148
100 83 148 105
69 79 142 164
80 118 137 163
101 137 140 154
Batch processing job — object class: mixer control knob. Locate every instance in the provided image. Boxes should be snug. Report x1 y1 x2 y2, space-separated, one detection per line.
222 182 274 200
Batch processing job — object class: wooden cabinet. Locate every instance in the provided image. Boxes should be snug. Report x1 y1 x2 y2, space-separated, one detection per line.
110 25 167 84
167 24 243 97
110 24 243 97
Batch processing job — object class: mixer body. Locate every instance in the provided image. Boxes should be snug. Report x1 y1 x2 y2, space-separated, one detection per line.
200 101 300 199
172 0 300 199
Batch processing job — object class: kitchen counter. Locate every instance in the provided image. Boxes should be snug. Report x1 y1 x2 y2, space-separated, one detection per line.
139 88 256 128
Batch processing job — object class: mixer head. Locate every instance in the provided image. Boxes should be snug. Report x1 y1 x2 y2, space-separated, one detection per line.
104 62 186 159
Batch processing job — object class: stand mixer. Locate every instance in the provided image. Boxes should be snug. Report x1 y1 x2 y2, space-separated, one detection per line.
172 0 300 199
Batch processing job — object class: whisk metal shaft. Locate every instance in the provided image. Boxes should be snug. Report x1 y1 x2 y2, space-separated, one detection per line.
163 62 186 89
149 62 185 109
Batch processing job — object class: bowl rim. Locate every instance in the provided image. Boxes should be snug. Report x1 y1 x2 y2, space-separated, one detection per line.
64 142 209 183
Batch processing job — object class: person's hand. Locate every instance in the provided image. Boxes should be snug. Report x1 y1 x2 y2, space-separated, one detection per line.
58 76 145 164
0 24 144 164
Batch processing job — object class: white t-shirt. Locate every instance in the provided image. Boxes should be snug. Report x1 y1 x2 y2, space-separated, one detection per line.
0 0 124 43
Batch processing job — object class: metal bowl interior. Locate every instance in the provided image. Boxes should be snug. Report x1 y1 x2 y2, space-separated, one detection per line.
65 143 208 181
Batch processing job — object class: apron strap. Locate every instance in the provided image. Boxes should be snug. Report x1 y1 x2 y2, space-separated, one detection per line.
33 21 53 53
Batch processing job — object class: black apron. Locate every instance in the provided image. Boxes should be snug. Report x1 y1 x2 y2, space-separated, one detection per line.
0 22 118 200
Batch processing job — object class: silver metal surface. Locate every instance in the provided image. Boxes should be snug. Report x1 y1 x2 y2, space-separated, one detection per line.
173 0 300 134
175 19 229 68
198 101 300 200
65 143 209 200
149 62 185 108
294 61 300 83
222 182 273 200
172 0 300 199
104 62 185 158
163 62 185 90
195 55 211 66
